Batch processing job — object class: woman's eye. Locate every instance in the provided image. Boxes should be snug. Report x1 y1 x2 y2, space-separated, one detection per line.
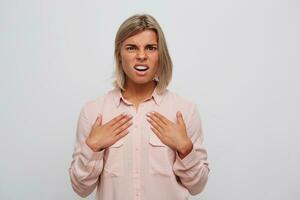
147 46 157 51
127 46 136 51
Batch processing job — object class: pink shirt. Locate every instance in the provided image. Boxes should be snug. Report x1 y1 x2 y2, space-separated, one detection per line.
69 87 210 200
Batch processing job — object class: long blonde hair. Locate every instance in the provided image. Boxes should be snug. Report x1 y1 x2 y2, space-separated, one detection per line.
113 14 173 93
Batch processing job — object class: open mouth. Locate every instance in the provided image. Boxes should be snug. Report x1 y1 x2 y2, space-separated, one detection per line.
134 65 149 71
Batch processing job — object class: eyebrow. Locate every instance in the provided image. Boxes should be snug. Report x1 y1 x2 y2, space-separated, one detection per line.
125 43 158 47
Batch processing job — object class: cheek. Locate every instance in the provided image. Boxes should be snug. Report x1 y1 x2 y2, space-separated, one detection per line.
151 53 159 69
121 54 134 67
120 55 134 75
153 53 159 64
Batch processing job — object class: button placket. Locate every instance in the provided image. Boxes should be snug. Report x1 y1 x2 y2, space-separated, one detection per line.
132 106 142 200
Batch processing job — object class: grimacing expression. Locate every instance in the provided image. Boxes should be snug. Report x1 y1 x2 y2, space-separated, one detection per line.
120 29 159 85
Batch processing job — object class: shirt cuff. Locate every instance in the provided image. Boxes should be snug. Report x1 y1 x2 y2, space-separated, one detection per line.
175 148 198 167
81 141 104 161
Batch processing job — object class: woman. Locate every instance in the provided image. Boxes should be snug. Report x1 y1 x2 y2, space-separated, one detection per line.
69 14 210 200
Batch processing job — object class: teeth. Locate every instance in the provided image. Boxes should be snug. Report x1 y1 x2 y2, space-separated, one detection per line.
134 65 149 71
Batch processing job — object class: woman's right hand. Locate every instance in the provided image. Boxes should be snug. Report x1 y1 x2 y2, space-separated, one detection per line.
85 113 133 152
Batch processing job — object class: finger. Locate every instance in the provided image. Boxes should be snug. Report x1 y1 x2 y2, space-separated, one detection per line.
107 113 127 127
114 129 130 141
92 115 102 128
97 114 102 126
112 114 133 131
147 116 163 133
150 125 162 139
176 111 185 125
113 120 133 135
147 112 166 129
152 112 170 125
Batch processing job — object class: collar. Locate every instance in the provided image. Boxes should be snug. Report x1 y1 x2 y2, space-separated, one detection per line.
112 86 164 108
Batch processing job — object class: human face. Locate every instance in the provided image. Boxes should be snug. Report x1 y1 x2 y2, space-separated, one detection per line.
120 29 159 87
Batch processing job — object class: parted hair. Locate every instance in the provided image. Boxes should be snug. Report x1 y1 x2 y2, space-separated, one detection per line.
113 14 173 93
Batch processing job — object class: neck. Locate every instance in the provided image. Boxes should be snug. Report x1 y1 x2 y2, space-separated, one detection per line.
122 80 157 104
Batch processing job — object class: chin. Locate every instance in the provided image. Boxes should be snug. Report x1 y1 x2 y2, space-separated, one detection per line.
132 77 155 85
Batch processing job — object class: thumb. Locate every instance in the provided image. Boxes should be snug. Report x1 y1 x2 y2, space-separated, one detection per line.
95 114 102 126
176 111 184 125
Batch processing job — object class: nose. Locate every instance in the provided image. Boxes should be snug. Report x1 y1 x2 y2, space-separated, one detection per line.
136 49 147 61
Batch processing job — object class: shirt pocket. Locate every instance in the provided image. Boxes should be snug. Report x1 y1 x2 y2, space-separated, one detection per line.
148 133 173 177
103 138 125 177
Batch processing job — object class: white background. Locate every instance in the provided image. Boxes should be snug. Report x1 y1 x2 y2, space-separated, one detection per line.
0 0 299 199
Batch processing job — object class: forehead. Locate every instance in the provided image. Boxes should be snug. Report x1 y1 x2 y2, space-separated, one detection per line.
123 30 158 45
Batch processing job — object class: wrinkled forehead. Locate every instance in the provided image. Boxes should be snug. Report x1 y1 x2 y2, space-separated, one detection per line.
122 29 158 46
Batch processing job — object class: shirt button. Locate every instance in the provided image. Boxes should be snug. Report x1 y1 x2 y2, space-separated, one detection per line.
135 148 139 151
135 124 138 128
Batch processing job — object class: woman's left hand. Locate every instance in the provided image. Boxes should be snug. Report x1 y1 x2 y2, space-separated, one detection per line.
146 111 193 158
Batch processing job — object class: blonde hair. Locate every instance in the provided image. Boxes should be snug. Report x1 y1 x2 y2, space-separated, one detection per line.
113 14 173 93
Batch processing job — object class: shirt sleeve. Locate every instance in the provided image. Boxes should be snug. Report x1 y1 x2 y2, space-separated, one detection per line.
173 103 210 195
69 104 104 198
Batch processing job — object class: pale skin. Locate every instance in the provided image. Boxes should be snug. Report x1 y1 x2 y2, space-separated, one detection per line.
86 30 192 158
